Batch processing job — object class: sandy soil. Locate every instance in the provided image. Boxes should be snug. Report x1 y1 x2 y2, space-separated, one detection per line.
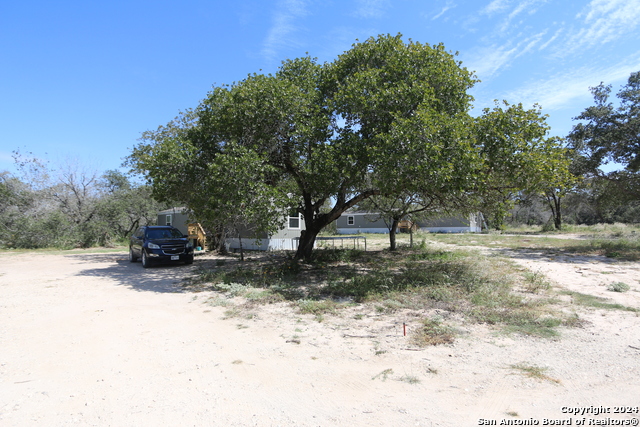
1 247 639 426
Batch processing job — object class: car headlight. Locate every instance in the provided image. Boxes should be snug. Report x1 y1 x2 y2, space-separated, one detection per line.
148 242 160 249
186 241 194 249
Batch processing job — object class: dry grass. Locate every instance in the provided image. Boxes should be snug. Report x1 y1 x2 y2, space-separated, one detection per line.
509 362 561 385
419 226 640 261
185 241 571 339
372 368 394 381
410 318 456 347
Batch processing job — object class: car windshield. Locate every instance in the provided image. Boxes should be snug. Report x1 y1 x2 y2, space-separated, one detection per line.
146 228 184 239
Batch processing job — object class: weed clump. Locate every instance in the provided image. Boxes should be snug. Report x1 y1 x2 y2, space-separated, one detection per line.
411 318 456 346
509 362 561 385
608 282 630 293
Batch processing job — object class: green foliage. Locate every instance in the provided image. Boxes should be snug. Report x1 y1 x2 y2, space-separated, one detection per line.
608 282 630 293
372 368 394 381
522 270 551 293
188 245 568 338
509 363 561 384
561 290 638 312
0 163 164 249
128 33 572 259
475 102 572 230
570 71 640 172
211 282 249 297
569 71 640 204
296 299 341 315
308 248 364 264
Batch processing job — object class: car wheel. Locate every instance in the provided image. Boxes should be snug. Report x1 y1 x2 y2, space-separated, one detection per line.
141 251 151 268
185 256 194 265
129 247 138 262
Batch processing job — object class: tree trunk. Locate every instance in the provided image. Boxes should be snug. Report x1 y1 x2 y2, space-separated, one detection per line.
409 224 414 248
545 191 563 231
296 228 317 260
554 204 562 230
294 189 379 261
388 218 400 251
215 227 228 254
238 233 244 262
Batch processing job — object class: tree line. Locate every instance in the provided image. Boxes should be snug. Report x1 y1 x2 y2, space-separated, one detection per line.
4 35 637 252
507 70 640 230
0 152 165 249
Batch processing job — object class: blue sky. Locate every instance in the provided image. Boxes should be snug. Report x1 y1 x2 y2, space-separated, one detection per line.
2 0 639 176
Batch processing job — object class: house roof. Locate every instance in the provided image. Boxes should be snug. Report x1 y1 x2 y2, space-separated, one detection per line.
157 207 189 215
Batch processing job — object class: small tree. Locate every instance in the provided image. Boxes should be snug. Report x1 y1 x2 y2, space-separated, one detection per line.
359 192 466 251
96 170 166 243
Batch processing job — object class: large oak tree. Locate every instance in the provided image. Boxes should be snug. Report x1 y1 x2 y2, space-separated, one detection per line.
128 34 569 260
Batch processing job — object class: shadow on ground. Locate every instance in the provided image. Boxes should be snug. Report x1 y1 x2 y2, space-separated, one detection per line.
69 252 209 293
491 248 621 265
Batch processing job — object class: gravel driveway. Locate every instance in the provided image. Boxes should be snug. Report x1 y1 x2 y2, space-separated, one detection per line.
1 250 639 426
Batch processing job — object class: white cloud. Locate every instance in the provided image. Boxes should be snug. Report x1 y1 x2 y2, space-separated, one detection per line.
353 0 389 19
501 54 640 110
465 31 547 79
500 0 547 34
567 0 640 50
481 0 548 35
538 27 563 51
482 0 511 16
432 1 456 20
261 0 309 63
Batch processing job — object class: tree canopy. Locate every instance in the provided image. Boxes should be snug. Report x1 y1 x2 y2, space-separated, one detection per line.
128 34 570 259
0 155 164 249
568 71 640 200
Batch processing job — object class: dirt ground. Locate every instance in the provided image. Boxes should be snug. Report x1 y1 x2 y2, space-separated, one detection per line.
1 244 639 426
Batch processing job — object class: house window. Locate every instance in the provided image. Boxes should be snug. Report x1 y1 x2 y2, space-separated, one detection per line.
288 209 300 229
166 215 172 226
288 214 300 229
347 216 354 225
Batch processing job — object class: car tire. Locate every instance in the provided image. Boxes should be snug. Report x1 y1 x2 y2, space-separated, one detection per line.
141 251 151 268
129 247 138 263
185 256 194 265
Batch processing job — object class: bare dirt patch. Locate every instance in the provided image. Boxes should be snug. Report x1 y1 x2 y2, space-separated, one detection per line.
1 248 639 426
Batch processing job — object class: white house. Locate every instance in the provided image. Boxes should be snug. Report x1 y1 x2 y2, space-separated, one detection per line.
225 212 304 251
335 211 482 234
158 208 305 252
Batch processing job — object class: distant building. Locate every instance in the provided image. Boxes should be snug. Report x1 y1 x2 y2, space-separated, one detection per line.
157 207 190 236
158 208 304 252
225 211 304 251
336 212 482 234
335 212 392 234
156 207 207 251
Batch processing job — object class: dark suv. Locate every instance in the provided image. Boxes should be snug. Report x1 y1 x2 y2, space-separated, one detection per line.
129 225 194 268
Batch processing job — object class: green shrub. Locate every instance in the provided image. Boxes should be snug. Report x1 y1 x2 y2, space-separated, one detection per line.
608 282 630 292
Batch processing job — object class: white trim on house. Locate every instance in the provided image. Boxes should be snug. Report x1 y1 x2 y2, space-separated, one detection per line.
288 213 301 229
